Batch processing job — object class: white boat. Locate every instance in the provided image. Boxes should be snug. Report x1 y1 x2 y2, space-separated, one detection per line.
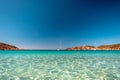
57 40 62 50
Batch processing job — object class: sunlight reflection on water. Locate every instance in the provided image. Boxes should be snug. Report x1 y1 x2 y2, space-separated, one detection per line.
0 50 120 80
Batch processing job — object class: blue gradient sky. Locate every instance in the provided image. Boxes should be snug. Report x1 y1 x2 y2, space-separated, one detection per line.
0 0 120 49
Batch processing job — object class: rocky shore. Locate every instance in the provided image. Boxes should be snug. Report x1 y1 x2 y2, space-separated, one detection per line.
66 44 120 50
0 42 19 50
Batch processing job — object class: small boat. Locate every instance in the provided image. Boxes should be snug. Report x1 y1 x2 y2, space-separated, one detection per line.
57 40 62 51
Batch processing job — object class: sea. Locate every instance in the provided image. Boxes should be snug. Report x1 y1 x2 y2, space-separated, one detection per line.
0 50 120 80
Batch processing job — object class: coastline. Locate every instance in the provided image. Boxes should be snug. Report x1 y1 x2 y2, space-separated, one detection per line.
66 44 120 50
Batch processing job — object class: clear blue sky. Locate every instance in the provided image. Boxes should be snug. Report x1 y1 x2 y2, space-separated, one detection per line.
0 0 120 49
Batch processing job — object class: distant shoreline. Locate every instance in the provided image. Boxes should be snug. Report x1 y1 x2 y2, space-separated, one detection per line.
66 44 120 50
0 42 19 50
1 42 120 50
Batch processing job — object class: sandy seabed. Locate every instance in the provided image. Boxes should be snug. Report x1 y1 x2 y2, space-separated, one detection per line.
0 51 120 80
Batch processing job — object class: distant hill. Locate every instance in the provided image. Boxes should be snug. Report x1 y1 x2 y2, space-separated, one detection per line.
0 42 19 50
66 44 120 50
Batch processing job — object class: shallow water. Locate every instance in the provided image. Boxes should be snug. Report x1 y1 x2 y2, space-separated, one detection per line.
0 50 120 80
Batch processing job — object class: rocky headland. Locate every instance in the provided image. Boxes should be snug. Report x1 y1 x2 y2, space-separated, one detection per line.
0 42 19 50
66 44 120 50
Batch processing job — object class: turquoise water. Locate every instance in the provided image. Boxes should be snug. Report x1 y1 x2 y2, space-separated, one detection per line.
0 50 120 80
